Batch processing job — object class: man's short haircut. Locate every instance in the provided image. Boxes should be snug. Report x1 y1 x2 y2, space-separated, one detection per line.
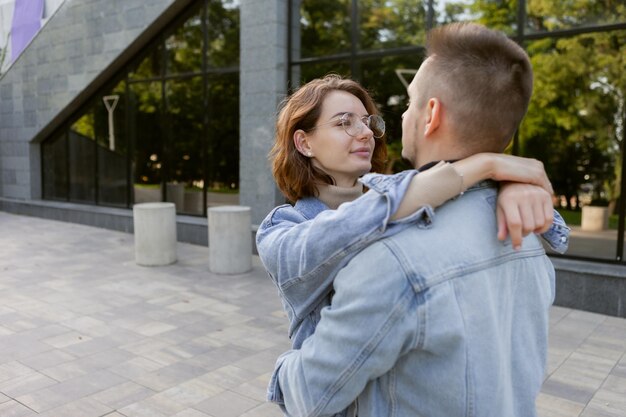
270 74 388 202
422 22 533 152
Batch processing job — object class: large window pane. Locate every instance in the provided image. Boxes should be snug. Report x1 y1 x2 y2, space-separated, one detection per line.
130 81 164 205
42 132 68 200
527 0 626 34
206 73 239 208
433 0 518 36
129 46 164 81
97 80 128 207
69 112 96 203
41 0 241 219
359 0 428 50
522 30 626 260
293 61 352 87
165 76 204 214
207 0 240 68
298 0 351 58
165 7 203 75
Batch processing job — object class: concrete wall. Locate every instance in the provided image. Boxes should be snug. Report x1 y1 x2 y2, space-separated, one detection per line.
0 196 258 253
552 258 626 318
0 0 193 202
239 0 287 225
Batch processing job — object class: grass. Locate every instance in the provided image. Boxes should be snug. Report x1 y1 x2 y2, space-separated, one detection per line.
557 209 619 229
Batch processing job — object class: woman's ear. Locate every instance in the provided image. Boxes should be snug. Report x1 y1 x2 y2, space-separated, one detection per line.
294 130 314 157
424 98 441 137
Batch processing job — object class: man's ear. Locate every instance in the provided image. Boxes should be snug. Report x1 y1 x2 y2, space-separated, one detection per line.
424 98 442 137
294 130 313 157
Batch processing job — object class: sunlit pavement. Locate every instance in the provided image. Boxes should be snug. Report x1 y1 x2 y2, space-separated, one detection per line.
1 211 625 417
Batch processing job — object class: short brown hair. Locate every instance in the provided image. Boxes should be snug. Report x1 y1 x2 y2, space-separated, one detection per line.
422 22 533 151
270 74 388 202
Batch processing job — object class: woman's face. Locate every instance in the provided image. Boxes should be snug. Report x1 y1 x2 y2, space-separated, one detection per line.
301 90 375 187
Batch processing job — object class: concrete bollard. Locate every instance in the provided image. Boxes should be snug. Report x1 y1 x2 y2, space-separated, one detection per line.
581 206 609 231
208 206 252 274
133 202 177 266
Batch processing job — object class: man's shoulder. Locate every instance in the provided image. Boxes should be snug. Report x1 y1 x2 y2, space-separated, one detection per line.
365 188 547 286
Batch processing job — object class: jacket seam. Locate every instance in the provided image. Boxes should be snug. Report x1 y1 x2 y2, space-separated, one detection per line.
410 247 547 292
452 282 474 417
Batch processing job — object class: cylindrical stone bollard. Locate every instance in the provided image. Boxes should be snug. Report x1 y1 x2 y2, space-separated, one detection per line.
208 206 252 274
133 202 177 266
581 206 609 231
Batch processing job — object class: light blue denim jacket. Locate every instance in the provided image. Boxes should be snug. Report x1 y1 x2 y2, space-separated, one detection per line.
256 170 569 407
273 181 556 417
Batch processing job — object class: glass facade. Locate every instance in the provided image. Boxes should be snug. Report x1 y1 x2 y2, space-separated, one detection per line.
289 0 626 263
41 0 240 216
38 0 626 263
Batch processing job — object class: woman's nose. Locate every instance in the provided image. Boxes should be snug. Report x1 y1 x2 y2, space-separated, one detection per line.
358 123 374 141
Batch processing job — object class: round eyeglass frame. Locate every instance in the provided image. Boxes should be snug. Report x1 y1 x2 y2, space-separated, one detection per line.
307 112 386 139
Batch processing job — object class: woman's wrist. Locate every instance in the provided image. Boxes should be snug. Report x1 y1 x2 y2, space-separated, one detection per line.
451 153 495 190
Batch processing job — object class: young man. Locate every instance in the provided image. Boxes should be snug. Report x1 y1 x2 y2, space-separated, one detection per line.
272 22 555 417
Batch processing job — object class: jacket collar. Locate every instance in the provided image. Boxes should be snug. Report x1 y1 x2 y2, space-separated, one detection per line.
294 197 328 220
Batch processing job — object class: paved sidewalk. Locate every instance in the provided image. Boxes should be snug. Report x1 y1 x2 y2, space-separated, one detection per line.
0 211 625 417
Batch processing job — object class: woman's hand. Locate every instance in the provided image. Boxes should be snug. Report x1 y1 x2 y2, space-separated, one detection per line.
496 182 554 250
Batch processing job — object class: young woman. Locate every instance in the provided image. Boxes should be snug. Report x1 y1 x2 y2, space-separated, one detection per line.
256 75 568 406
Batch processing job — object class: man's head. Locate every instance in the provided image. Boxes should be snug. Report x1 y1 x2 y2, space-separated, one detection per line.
401 22 533 167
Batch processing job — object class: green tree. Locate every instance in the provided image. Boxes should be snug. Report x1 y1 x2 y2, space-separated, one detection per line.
522 36 624 208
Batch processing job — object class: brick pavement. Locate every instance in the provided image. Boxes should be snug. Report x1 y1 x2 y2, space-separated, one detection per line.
0 211 625 417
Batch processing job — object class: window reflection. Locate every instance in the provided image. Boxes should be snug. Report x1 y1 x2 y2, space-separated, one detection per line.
68 110 96 203
293 61 351 87
130 81 164 205
207 0 240 67
298 0 351 58
522 30 626 260
206 72 240 208
432 0 518 35
166 9 203 75
42 132 68 201
359 1 428 50
98 80 128 207
165 76 204 214
527 0 626 33
129 46 163 81
36 0 244 215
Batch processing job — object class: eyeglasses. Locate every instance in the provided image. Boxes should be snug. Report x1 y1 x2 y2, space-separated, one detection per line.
309 112 386 139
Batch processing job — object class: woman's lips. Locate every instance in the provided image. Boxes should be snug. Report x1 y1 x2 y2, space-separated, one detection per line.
352 147 371 157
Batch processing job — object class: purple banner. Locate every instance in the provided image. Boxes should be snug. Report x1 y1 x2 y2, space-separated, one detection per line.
11 0 44 62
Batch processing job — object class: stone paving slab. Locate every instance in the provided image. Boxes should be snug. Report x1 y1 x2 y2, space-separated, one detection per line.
1 211 625 417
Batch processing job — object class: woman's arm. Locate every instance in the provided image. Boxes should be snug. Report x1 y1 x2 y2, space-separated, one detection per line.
391 153 565 250
256 170 421 329
392 153 552 221
258 163 466 291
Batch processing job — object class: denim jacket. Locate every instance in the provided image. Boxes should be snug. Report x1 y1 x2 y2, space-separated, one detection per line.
273 181 556 417
256 170 569 405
